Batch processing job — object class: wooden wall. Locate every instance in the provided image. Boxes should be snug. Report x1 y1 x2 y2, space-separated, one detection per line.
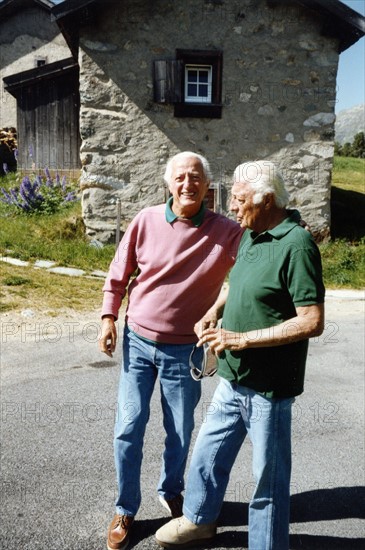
11 65 81 171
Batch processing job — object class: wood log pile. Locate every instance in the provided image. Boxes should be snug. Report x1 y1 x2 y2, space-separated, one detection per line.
0 127 18 176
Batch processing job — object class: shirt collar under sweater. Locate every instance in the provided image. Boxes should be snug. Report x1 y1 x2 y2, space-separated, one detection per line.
165 196 206 227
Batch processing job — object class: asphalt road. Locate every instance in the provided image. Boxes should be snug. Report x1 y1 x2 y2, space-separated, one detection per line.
1 293 364 550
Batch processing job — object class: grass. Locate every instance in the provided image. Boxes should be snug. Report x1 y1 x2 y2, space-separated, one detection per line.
0 171 115 314
321 156 365 289
330 156 365 241
0 179 115 272
332 156 365 192
0 262 103 314
320 238 365 288
0 158 364 314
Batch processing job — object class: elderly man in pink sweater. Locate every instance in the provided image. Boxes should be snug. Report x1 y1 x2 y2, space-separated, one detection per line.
99 152 243 550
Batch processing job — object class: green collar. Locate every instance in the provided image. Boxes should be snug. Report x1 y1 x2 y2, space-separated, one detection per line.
165 196 206 227
249 209 301 241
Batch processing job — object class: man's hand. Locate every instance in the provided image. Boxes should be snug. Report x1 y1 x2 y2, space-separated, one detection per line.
194 310 220 338
194 285 229 338
99 316 117 357
197 303 324 355
197 327 246 355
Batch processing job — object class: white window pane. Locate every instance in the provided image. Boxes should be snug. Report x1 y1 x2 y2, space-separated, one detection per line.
185 64 212 102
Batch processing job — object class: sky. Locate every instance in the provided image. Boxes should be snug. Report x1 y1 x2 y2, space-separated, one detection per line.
336 0 365 113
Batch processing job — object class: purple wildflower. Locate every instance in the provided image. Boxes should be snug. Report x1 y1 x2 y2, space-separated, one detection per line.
0 187 22 209
3 163 9 174
1 169 77 213
0 188 13 203
10 188 20 202
63 191 76 202
45 167 53 187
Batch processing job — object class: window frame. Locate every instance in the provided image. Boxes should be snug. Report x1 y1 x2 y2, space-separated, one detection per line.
175 49 223 118
184 64 213 103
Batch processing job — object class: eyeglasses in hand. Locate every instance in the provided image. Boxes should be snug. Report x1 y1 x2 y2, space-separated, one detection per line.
189 343 217 381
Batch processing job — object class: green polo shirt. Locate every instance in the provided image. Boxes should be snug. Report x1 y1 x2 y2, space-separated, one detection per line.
218 212 325 398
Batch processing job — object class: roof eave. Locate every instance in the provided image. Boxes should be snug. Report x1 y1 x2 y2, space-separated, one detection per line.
3 57 78 95
51 0 97 22
0 0 54 16
267 0 365 52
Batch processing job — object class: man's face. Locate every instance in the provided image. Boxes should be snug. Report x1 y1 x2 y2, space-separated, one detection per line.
230 182 268 232
168 156 209 217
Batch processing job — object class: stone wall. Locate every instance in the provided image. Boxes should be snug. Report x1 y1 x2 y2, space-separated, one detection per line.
79 0 339 242
0 7 70 127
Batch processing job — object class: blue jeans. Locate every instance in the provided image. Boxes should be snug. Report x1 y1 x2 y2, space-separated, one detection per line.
113 327 202 516
183 378 294 550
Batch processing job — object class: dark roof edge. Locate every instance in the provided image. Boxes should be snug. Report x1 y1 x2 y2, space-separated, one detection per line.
34 0 54 8
51 0 96 21
0 0 54 15
295 0 365 33
3 57 78 92
268 0 365 51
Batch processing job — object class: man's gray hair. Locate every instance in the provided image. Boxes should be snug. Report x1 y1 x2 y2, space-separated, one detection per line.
164 151 212 184
233 160 289 208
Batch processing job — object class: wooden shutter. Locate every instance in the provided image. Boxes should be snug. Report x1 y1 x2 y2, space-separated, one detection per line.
153 60 182 103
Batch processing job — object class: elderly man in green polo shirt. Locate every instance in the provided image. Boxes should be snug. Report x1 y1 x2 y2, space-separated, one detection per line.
155 160 325 550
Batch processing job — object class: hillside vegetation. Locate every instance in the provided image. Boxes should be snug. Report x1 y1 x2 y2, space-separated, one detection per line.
0 156 364 314
334 103 365 146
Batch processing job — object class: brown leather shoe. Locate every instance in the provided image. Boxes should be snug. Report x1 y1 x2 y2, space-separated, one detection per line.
107 514 134 550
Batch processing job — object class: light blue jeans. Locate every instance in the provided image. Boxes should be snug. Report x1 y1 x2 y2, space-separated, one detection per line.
184 378 294 550
113 327 202 516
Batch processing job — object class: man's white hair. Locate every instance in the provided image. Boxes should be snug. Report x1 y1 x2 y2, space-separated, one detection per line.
164 151 212 185
233 160 289 208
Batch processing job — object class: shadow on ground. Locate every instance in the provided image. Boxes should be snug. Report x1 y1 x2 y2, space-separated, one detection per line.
129 486 365 549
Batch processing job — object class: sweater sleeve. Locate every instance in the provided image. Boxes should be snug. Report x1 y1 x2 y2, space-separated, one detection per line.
101 216 139 319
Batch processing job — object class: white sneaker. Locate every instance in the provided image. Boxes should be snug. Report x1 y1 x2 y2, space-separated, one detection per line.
155 515 216 548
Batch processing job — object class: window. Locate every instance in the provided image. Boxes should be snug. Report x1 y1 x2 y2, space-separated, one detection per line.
176 50 222 118
185 65 212 103
35 57 47 68
153 49 222 118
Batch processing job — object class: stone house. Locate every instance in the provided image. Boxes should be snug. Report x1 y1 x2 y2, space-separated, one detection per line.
51 0 365 242
0 0 80 170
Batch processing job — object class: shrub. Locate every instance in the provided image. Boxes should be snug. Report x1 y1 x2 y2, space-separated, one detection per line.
0 168 78 214
335 131 365 158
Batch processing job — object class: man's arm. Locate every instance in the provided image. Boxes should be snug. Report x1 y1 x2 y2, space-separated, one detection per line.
99 315 117 357
194 285 229 338
198 303 324 354
98 219 139 357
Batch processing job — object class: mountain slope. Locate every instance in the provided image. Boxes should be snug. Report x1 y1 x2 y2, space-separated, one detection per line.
335 104 365 145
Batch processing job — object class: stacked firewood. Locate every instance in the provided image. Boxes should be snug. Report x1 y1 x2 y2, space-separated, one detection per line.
0 127 17 153
0 127 18 175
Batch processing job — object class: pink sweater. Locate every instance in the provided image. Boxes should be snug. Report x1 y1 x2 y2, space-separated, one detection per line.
102 204 243 344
